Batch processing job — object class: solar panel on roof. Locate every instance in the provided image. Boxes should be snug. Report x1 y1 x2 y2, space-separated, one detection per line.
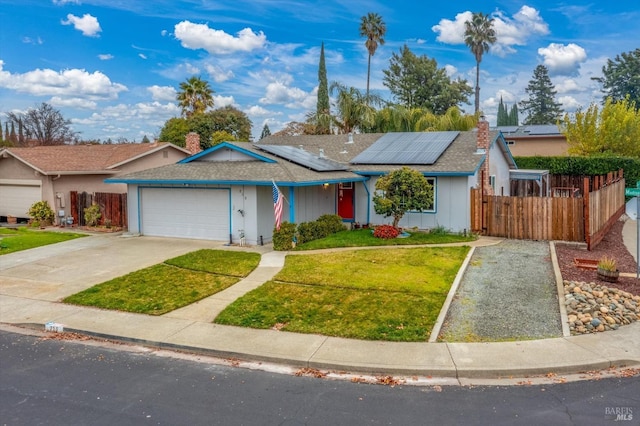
255 144 349 172
496 126 519 134
524 125 560 135
350 131 459 165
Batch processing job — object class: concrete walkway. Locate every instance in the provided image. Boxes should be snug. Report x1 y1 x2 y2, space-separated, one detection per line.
1 231 639 381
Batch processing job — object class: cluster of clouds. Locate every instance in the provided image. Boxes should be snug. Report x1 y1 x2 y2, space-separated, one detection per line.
0 3 614 141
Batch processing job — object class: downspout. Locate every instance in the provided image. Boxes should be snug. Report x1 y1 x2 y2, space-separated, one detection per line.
361 177 371 225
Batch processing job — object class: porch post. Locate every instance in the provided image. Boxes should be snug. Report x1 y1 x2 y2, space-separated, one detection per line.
288 186 295 224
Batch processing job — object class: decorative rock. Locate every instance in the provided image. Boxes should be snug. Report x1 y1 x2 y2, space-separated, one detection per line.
564 280 639 336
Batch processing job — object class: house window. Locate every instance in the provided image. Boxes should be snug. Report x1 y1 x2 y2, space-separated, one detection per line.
339 182 353 189
405 177 436 213
163 151 169 158
490 175 496 191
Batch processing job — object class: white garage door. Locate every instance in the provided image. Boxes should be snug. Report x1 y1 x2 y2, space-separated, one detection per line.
0 181 42 218
140 187 230 240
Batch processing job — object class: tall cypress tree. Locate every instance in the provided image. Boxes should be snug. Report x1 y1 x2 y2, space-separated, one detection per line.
509 103 519 125
519 65 563 124
497 96 507 125
9 122 16 144
316 42 331 134
4 122 9 142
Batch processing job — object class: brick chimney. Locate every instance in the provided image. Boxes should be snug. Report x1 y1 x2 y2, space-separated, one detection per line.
477 116 493 195
185 132 202 155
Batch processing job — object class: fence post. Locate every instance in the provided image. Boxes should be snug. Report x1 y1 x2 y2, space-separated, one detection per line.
583 177 591 250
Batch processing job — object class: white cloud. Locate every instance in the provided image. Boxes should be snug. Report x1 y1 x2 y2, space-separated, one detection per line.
138 53 147 60
204 64 234 83
61 13 102 37
259 81 314 109
558 95 582 112
245 105 272 117
174 21 266 54
213 95 235 108
538 43 587 75
555 78 585 94
52 0 80 4
22 36 43 45
444 64 458 77
98 54 114 60
50 96 97 109
147 85 176 102
432 11 471 44
0 60 127 100
432 6 549 57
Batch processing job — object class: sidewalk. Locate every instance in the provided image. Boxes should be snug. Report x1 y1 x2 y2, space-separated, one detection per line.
1 233 639 381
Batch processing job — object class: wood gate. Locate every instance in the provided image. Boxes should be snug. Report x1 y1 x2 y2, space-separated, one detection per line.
70 191 127 228
471 171 625 249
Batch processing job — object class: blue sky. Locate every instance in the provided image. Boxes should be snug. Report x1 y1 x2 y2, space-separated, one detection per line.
0 0 638 142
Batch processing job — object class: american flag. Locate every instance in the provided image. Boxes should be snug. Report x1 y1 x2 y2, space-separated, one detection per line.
272 181 284 230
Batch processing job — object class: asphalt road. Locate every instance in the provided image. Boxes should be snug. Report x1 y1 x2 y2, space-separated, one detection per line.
1 329 639 426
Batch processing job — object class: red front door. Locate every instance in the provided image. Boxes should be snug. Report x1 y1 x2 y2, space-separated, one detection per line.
337 182 354 220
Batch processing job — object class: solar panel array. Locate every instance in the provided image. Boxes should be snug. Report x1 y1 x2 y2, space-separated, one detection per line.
495 126 519 134
524 125 560 135
255 144 349 172
350 131 459 165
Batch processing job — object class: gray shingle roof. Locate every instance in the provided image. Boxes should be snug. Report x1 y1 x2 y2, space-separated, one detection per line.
110 130 509 185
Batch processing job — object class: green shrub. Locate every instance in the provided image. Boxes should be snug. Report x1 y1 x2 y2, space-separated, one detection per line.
84 203 101 227
297 221 318 244
316 214 346 234
273 222 297 251
28 201 55 226
514 156 640 187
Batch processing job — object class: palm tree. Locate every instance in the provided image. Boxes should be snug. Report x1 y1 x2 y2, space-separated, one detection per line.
464 12 496 114
359 12 386 98
329 82 382 134
177 76 215 118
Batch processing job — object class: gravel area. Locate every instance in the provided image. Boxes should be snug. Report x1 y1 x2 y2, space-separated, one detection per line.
437 240 563 342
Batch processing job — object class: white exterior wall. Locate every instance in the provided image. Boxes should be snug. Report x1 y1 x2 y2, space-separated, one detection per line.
361 175 473 232
293 185 336 223
489 142 512 196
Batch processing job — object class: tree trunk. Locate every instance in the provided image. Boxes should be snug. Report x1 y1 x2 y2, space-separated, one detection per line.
366 54 372 100
475 62 481 114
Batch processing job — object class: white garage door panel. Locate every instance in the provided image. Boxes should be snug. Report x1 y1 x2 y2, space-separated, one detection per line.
0 184 41 217
141 188 229 240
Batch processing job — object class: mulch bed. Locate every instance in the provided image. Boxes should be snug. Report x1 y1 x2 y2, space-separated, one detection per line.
555 219 639 295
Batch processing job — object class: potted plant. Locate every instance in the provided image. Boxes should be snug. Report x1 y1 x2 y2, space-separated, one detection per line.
596 256 619 282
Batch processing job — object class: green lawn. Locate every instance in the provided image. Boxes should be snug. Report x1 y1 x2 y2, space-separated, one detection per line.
0 227 87 255
215 246 470 341
63 250 261 315
293 228 476 250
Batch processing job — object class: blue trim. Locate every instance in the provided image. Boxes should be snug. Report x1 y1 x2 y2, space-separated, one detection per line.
355 170 474 177
178 142 276 164
361 179 371 224
106 177 369 186
137 185 232 237
288 186 295 224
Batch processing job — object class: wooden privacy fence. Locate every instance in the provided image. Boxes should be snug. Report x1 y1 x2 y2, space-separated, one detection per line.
471 172 626 250
70 191 127 228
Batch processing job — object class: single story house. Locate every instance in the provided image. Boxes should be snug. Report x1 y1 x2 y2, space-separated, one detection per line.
0 143 190 223
107 121 517 245
495 124 568 157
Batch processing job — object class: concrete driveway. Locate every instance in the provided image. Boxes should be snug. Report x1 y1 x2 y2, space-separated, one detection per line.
0 234 224 302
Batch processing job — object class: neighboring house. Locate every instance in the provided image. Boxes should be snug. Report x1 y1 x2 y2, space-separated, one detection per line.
0 143 191 223
496 125 568 157
107 121 516 245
